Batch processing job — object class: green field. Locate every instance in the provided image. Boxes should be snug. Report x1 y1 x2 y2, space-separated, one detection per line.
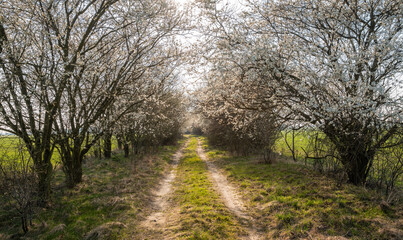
275 130 311 161
0 135 120 168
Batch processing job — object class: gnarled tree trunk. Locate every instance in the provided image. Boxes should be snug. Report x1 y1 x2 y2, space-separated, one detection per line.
339 149 374 185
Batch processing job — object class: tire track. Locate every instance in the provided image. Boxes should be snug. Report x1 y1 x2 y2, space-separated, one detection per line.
196 138 263 240
140 141 187 235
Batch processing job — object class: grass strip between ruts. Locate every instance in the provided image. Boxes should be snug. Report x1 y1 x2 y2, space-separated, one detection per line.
172 136 245 240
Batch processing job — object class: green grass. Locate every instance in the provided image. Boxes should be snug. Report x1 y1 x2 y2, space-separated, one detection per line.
274 130 311 160
172 136 244 239
0 136 62 166
202 137 403 240
2 134 400 239
274 130 403 188
274 130 333 165
0 135 121 168
0 143 180 239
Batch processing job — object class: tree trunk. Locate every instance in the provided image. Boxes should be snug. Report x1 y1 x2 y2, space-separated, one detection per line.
65 163 83 188
59 139 85 188
103 133 112 158
94 145 100 158
94 139 102 159
124 143 129 158
340 150 373 185
117 137 123 150
35 151 53 207
37 165 52 206
263 148 274 164
63 152 84 188
21 215 28 233
131 139 138 155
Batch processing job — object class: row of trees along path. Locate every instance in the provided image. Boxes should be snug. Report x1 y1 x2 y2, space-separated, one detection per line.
138 136 263 239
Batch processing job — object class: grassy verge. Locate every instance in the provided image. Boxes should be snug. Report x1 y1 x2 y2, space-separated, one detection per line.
274 131 403 188
172 136 245 239
0 144 180 240
201 137 403 240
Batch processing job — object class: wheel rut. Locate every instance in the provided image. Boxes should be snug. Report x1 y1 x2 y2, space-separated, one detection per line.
139 141 187 237
196 138 264 240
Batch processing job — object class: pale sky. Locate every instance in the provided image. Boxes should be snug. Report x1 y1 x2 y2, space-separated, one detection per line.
171 0 246 94
172 0 403 100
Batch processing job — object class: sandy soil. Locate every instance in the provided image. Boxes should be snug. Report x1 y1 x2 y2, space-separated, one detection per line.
139 142 187 239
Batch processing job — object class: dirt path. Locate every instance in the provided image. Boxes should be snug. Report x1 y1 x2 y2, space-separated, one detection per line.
140 141 187 237
196 139 263 240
